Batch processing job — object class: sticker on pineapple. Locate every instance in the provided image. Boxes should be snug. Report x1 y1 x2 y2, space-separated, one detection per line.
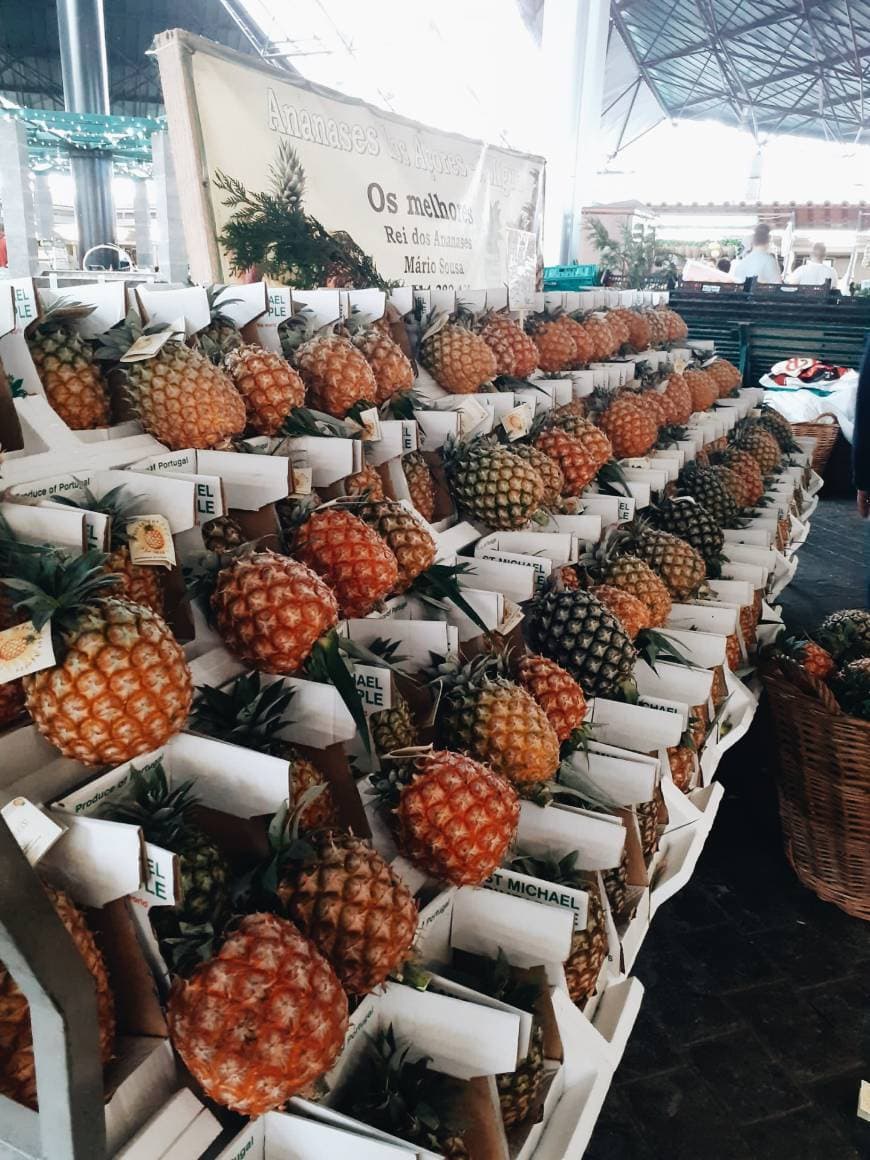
501 402 534 442
0 621 55 683
1 797 66 866
126 515 176 567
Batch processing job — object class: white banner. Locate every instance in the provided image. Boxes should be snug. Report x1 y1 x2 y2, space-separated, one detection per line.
154 31 544 296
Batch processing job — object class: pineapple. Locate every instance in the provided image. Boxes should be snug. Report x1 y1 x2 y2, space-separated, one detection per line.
370 694 419 756
432 654 560 788
189 673 339 830
594 393 658 459
815 609 870 664
352 324 414 403
678 462 740 527
372 749 519 885
104 762 231 963
667 743 696 791
513 652 587 742
525 312 577 373
478 311 540 378
512 443 565 507
534 421 613 496
167 912 348 1114
528 588 637 699
0 884 115 1109
636 797 661 861
660 372 694 425
346 1027 470 1159
731 420 782 474
645 309 669 349
758 406 797 450
632 524 707 600
295 507 399 618
295 331 378 417
2 551 191 765
706 358 742 397
582 314 618 361
26 306 109 430
344 464 385 500
830 658 870 719
651 496 725 571
592 544 673 627
211 550 339 674
712 448 765 506
223 344 304 435
590 584 651 640
557 315 595 367
273 828 418 995
605 309 630 350
419 313 496 393
358 500 436 592
199 286 243 351
401 452 436 522
661 308 688 343
507 851 608 1006
616 308 652 352
710 463 755 511
96 313 246 450
201 515 246 554
56 483 164 615
443 436 545 529
683 368 719 413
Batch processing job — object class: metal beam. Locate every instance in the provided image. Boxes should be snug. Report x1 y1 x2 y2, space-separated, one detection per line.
797 0 845 139
609 0 670 121
844 0 866 131
641 4 815 66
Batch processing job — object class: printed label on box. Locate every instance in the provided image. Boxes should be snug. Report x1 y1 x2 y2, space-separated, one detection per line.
141 842 177 907
1 797 65 866
354 665 392 716
126 515 176 567
484 866 589 932
0 621 55 682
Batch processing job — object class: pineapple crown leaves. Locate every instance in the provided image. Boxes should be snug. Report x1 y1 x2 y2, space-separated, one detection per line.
303 630 372 754
8 376 27 398
214 144 389 290
158 920 218 977
424 649 503 699
204 285 243 327
445 947 540 1013
235 791 326 908
53 481 144 552
369 748 435 810
279 405 355 439
99 760 200 846
595 458 633 498
506 847 589 891
94 309 179 363
409 562 490 637
635 627 695 671
25 298 97 339
1 548 121 640
190 673 296 753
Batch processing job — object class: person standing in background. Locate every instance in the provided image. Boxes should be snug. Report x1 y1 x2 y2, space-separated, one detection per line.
787 242 838 287
730 223 782 284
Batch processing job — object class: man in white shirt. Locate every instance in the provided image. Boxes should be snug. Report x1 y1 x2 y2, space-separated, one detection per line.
787 242 838 287
730 224 782 284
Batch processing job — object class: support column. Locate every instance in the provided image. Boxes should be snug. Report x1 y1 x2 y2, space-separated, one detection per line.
151 132 189 283
132 178 153 268
34 172 56 240
540 0 610 265
56 0 116 265
0 119 39 276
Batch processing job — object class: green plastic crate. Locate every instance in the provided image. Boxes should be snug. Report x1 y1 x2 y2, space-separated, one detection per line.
543 264 599 290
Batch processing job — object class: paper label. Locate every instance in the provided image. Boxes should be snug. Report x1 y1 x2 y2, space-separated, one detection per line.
484 866 589 932
501 402 534 441
119 326 179 363
477 548 552 591
1 797 65 866
352 408 383 443
126 515 176 567
140 842 178 907
354 664 392 716
672 355 688 374
0 621 55 682
453 396 492 436
290 465 313 496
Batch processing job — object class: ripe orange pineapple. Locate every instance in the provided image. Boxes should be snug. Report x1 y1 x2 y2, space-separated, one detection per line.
344 464 386 500
591 584 652 640
583 315 618 361
645 310 670 348
352 325 414 403
419 314 497 393
295 332 378 417
276 831 418 996
167 912 348 1114
534 423 613 495
605 309 630 350
683 368 719 412
295 507 399 618
661 372 694 425
435 655 560 788
732 421 782 475
513 653 587 743
525 315 577 372
713 449 765 506
4 552 191 765
26 308 109 430
401 452 436 521
710 463 755 510
224 344 305 434
667 744 696 791
600 553 672 627
0 884 115 1109
596 394 659 459
556 316 594 367
375 749 519 885
358 500 436 592
478 311 540 378
96 314 245 450
661 308 689 343
512 442 566 506
612 308 651 352
706 358 742 397
212 550 339 673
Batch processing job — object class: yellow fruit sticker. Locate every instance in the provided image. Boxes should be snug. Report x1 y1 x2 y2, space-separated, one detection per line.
0 621 55 682
126 514 176 568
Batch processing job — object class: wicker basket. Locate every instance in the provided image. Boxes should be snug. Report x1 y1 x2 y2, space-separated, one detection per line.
763 661 870 920
791 413 839 475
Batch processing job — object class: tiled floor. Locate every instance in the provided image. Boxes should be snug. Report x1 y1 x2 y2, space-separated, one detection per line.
586 496 870 1160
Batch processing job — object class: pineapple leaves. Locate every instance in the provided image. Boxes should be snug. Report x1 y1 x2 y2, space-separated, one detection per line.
1 550 120 637
636 628 695 671
306 631 372 754
410 563 490 635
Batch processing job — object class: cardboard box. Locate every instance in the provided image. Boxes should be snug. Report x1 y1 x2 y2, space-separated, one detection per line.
213 1112 418 1160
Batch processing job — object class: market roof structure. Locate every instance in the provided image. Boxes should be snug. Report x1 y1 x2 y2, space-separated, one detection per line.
608 0 870 147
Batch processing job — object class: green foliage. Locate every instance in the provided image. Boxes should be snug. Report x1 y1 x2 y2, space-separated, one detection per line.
585 218 678 289
215 141 389 289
